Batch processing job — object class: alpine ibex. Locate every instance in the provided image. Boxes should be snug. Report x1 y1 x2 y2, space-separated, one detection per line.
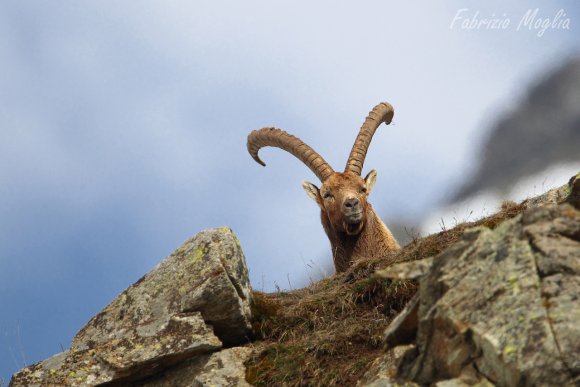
247 102 400 272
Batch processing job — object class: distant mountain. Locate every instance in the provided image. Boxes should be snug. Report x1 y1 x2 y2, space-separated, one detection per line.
454 56 580 201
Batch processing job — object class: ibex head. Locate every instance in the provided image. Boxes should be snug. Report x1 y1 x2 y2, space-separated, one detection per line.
302 170 377 236
247 102 394 238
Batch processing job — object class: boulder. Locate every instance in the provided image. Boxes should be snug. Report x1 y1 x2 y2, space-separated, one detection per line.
9 313 221 386
375 257 434 281
566 172 580 208
383 294 419 349
357 345 418 387
139 346 253 386
10 227 253 386
74 227 253 349
394 203 580 385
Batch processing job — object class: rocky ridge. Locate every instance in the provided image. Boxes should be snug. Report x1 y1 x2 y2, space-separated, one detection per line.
10 174 580 386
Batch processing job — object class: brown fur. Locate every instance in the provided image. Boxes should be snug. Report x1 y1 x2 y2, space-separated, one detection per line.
248 102 400 272
304 172 400 272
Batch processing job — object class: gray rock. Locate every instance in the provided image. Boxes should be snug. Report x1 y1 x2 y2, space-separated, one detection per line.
384 294 419 349
566 171 580 208
10 313 221 386
357 345 418 387
433 372 495 387
432 363 495 386
522 204 580 376
139 346 254 387
522 174 575 209
10 227 253 386
73 227 252 349
375 257 434 281
398 203 580 386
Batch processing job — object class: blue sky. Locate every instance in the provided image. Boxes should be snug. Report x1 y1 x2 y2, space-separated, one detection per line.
1 1 579 381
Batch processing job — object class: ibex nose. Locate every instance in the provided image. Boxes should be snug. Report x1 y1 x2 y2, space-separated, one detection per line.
344 197 360 209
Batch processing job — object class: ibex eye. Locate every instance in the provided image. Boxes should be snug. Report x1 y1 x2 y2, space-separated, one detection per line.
323 192 332 199
361 187 367 193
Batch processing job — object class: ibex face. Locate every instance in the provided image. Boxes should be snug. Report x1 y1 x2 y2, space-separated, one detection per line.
247 102 399 272
302 170 377 236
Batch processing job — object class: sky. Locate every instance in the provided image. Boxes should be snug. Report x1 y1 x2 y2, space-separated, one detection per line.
1 1 579 381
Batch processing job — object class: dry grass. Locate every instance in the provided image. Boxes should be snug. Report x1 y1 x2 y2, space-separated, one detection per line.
247 275 416 386
393 200 526 265
245 200 528 386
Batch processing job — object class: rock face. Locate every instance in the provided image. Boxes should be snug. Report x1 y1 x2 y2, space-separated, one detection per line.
357 345 418 387
10 227 253 386
139 346 253 387
377 186 580 385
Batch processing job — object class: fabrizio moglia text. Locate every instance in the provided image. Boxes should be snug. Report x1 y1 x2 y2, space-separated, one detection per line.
450 8 571 37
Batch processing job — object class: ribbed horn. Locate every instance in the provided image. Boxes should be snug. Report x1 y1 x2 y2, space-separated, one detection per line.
247 127 335 182
345 102 394 176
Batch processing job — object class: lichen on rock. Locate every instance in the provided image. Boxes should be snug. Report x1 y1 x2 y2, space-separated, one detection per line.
10 174 580 386
138 346 253 386
392 202 580 386
10 227 253 386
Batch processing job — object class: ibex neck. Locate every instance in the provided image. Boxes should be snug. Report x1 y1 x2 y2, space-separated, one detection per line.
322 205 399 273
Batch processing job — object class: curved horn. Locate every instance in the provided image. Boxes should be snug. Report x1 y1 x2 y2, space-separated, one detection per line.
247 127 334 182
344 102 394 176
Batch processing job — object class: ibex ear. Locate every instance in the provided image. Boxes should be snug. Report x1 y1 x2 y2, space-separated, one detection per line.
302 181 322 206
364 169 378 194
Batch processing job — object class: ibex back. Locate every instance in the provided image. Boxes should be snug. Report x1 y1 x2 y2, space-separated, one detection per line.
247 102 400 272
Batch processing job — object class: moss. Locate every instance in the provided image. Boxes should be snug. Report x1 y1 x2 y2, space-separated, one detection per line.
192 245 208 264
218 226 231 233
504 344 517 357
